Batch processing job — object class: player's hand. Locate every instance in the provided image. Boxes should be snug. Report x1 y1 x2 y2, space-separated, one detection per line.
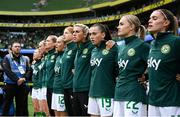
138 74 147 89
176 74 180 81
17 78 25 86
106 40 115 50
72 69 75 74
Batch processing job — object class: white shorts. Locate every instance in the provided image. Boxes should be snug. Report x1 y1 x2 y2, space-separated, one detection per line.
148 105 180 117
88 97 113 116
31 88 41 100
113 101 147 117
39 87 47 100
51 93 66 112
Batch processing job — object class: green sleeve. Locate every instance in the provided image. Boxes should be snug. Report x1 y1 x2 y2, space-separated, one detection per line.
175 37 180 59
112 44 119 79
141 42 150 62
175 37 180 73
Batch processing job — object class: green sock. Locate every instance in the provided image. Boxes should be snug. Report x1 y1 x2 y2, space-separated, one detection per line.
40 112 47 116
35 112 44 116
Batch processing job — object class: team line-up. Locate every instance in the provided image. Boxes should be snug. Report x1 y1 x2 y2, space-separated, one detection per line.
1 9 180 117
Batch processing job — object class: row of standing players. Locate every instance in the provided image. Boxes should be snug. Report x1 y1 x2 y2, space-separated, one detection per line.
31 9 180 117
33 9 180 117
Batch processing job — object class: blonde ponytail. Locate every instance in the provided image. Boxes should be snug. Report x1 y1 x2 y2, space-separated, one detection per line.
137 25 146 40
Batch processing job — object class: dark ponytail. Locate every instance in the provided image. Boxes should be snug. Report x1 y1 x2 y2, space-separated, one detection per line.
91 23 112 41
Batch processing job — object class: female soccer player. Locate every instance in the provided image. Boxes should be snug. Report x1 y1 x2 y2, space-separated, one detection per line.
147 9 180 116
72 24 94 116
113 15 149 117
37 40 49 116
61 26 77 116
31 49 43 116
51 36 68 116
88 23 118 117
44 35 57 116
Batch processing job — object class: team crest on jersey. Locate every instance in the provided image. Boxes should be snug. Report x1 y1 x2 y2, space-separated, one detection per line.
38 62 44 70
83 48 88 54
54 66 60 74
161 44 170 54
102 49 109 55
51 55 55 60
60 58 62 63
67 50 72 55
127 48 135 56
51 55 55 62
45 56 48 60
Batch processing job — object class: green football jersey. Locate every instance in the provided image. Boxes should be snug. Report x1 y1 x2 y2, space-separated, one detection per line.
39 55 46 88
114 35 150 104
45 49 57 91
61 42 77 89
73 40 94 92
89 41 118 98
148 32 180 106
32 60 41 89
53 52 64 94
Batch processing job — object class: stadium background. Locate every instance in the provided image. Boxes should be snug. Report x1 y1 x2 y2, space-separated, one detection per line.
0 0 179 115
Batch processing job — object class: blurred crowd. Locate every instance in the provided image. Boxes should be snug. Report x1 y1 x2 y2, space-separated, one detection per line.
0 30 60 49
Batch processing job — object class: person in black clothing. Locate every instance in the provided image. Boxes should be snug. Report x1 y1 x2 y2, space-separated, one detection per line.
2 42 32 116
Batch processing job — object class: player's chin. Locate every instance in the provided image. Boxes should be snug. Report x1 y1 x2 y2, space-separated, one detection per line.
91 41 95 45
